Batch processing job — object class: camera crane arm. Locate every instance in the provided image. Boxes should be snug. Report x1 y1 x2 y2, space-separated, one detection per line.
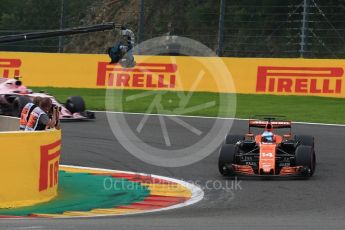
0 23 136 68
0 22 122 44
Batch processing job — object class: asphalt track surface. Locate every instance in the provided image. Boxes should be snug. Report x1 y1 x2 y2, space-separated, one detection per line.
2 112 345 230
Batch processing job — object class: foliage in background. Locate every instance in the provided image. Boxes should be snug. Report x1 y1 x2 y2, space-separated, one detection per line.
0 0 93 52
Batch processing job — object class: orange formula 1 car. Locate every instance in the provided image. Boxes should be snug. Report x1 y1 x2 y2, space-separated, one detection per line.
218 116 316 178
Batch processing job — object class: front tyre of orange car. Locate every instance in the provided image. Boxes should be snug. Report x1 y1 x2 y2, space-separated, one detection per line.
295 145 316 177
225 134 245 145
218 144 237 176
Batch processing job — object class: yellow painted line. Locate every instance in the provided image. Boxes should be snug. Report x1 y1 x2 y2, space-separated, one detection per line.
149 190 191 198
142 183 192 198
32 209 141 218
62 211 100 217
59 166 107 174
31 213 66 218
90 208 140 215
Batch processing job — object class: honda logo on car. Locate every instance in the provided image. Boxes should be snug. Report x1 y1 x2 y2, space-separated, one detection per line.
261 152 273 158
97 62 177 89
0 58 21 78
256 66 343 94
39 140 61 192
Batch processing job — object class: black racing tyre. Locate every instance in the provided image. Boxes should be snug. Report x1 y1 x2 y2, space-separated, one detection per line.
225 134 245 145
295 145 316 177
294 135 314 147
12 96 31 117
218 144 237 176
65 96 86 113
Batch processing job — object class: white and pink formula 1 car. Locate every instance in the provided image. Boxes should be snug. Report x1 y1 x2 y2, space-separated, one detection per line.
0 77 95 120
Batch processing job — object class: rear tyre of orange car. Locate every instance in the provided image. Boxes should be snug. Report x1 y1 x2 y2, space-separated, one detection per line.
218 144 236 176
225 134 244 145
295 145 316 177
294 135 314 147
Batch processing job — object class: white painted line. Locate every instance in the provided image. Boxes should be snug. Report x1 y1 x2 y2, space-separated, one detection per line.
95 110 345 127
11 227 44 230
1 165 204 220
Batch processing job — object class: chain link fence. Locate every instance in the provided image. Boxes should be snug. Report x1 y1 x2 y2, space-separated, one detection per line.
1 0 345 58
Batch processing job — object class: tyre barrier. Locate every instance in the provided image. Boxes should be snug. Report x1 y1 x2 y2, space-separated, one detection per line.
0 116 61 208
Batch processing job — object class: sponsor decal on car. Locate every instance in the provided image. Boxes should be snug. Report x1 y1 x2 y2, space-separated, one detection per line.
97 62 177 89
0 58 21 78
250 121 291 125
256 66 343 94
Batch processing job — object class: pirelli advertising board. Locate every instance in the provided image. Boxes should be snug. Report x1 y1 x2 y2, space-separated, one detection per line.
1 51 345 98
0 129 61 208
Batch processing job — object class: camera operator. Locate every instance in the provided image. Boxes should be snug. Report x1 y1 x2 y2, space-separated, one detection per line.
107 26 136 68
19 96 41 130
25 98 60 131
50 104 61 130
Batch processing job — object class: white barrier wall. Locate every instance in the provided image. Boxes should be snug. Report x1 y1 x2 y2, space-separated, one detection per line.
0 116 20 131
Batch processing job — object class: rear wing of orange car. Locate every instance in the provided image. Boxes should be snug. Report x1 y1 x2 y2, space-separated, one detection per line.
248 115 292 135
249 120 291 129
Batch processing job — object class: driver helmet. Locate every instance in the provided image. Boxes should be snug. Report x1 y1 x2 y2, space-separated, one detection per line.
262 131 274 142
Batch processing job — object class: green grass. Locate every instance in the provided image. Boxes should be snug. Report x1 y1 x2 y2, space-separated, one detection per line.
31 87 345 124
